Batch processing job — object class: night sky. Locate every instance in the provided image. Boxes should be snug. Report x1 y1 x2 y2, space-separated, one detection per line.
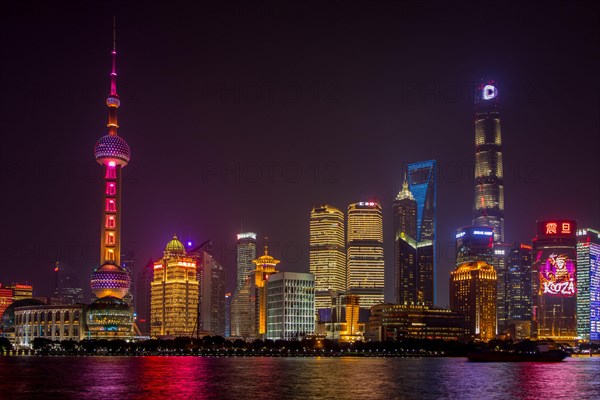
1 1 598 306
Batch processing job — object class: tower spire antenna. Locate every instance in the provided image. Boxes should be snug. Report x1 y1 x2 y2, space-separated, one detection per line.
106 16 121 137
113 16 116 53
110 16 118 97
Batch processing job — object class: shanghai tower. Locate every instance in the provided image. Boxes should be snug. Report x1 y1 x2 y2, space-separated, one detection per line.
472 81 504 243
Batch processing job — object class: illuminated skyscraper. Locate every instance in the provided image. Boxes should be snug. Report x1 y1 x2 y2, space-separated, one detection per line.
493 242 532 333
407 160 436 306
533 220 577 341
266 272 315 340
450 261 497 341
197 250 227 336
250 245 280 338
507 244 533 325
231 232 257 338
236 233 257 292
455 226 494 266
87 23 134 340
310 205 346 313
150 236 199 337
230 278 253 338
576 228 600 342
347 201 384 308
472 81 504 243
393 178 418 304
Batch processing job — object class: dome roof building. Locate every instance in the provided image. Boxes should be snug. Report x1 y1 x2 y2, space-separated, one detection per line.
164 235 186 257
151 235 199 337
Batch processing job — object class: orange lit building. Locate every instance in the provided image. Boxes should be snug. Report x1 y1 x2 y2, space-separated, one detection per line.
8 284 33 301
251 245 280 338
0 285 13 319
316 292 365 342
450 261 497 341
151 236 199 337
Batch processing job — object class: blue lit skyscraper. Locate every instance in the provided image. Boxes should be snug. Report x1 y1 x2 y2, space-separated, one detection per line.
577 228 600 342
407 160 436 306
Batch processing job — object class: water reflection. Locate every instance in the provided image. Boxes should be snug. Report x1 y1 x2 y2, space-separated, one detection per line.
0 356 598 399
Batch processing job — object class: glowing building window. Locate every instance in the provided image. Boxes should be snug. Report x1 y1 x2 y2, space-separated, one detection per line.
106 199 116 212
106 182 116 196
106 165 117 179
106 233 115 245
106 249 115 261
106 216 116 228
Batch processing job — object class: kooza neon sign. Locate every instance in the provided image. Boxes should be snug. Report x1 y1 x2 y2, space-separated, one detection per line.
540 253 576 296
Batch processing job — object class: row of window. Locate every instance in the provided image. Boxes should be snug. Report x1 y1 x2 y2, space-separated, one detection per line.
15 311 81 324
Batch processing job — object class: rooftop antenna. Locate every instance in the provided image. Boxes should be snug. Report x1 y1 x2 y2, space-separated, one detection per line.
110 16 118 97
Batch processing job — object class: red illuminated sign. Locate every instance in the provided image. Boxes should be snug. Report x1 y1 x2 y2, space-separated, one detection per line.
540 220 576 237
546 223 557 234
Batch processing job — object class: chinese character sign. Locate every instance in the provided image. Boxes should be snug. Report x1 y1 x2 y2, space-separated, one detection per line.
539 220 576 238
539 252 576 296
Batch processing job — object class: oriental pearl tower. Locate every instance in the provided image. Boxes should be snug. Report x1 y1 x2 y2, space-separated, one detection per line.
88 21 133 338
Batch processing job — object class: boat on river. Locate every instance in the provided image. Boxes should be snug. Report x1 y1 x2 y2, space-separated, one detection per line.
467 342 568 362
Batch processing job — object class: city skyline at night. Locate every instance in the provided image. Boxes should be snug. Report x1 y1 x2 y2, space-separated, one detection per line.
1 3 598 309
1 3 600 399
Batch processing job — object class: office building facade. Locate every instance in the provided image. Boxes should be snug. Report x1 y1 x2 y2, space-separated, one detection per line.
310 205 346 313
366 303 466 342
347 201 384 308
455 226 494 266
150 236 199 337
266 272 315 340
236 233 257 292
197 251 227 336
394 178 418 304
450 261 497 341
407 160 437 306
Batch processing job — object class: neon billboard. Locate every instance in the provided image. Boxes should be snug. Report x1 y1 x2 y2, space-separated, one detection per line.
539 253 576 296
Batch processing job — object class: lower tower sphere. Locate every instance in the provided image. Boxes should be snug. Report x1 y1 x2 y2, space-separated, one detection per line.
91 262 131 299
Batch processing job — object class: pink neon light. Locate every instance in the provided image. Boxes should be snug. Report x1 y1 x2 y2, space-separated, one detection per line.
106 182 116 195
108 161 116 167
106 199 116 212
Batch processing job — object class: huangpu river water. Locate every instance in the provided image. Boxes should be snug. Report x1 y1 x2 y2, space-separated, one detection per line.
0 356 599 399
